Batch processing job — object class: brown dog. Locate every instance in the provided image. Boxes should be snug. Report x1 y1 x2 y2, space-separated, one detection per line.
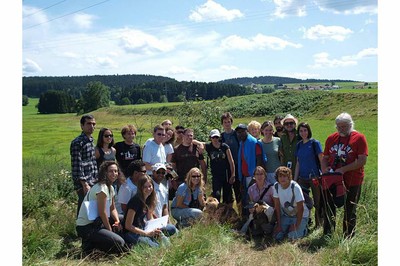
250 202 276 237
203 197 241 229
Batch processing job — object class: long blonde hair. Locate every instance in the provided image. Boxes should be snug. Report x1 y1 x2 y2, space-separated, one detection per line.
185 167 205 193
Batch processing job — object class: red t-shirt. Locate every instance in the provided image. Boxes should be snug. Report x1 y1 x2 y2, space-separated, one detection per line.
323 131 368 187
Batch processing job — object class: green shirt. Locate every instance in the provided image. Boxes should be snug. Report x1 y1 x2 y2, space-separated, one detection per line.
280 131 298 171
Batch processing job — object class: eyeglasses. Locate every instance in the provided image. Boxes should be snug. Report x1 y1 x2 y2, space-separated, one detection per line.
211 136 220 139
284 122 295 126
104 134 113 138
157 133 166 136
192 175 201 179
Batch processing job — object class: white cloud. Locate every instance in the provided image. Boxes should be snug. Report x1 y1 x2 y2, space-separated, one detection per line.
189 0 243 22
118 29 174 55
342 47 378 60
72 13 96 29
309 52 357 69
289 72 320 79
221 34 302 50
167 66 195 75
23 58 42 74
91 57 118 68
314 0 377 15
272 0 307 18
220 65 238 71
303 25 353 41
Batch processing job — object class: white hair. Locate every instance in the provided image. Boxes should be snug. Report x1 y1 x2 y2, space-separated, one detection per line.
335 112 354 131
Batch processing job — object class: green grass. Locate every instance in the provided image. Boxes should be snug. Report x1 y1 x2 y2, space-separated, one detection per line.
23 91 377 265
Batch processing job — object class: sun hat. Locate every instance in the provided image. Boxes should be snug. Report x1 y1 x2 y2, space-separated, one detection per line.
281 114 298 125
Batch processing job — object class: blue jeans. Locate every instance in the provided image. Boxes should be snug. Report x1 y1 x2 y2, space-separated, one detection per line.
274 215 308 241
162 223 179 237
171 207 203 228
124 232 166 248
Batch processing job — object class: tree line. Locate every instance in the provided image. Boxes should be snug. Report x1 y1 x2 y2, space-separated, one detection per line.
30 77 253 114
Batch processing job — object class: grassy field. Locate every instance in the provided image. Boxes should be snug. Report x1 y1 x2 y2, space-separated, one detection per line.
22 90 378 265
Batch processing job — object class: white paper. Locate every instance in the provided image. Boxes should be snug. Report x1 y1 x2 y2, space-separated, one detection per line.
144 215 169 232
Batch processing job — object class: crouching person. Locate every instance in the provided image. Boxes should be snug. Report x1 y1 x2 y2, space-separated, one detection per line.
76 161 127 254
171 167 206 228
273 166 309 241
124 175 170 248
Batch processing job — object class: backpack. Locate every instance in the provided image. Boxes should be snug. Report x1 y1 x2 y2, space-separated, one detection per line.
274 182 313 214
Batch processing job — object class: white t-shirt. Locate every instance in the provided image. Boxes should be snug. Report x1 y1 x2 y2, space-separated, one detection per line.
153 181 169 218
143 140 167 175
273 180 310 218
76 183 114 226
117 178 137 205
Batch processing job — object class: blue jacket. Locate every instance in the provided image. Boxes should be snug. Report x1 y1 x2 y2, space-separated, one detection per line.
237 134 266 183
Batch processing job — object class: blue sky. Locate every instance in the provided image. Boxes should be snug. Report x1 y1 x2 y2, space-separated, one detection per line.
22 0 378 82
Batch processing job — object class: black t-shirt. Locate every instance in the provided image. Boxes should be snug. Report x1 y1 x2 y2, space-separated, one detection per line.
171 144 204 182
125 194 147 230
205 143 230 178
114 141 142 174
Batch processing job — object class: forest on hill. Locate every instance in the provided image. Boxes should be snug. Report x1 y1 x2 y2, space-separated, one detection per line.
23 74 358 103
219 75 357 86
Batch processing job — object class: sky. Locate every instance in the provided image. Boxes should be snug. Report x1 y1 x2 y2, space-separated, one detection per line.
22 0 378 82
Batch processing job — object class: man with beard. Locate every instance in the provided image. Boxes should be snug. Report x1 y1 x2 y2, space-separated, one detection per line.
280 114 299 171
273 115 284 138
321 113 368 238
70 114 98 216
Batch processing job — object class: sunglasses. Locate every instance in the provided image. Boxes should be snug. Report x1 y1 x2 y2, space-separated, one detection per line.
157 133 166 136
211 136 220 139
156 171 166 175
177 131 184 134
104 134 113 138
284 122 295 126
192 175 201 179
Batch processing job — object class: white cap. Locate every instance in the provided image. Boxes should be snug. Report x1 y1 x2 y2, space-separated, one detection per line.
152 163 166 172
209 129 221 138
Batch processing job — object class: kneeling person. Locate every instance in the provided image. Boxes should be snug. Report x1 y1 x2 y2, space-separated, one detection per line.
273 166 309 241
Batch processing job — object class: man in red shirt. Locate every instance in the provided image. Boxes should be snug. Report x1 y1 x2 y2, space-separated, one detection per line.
321 112 368 238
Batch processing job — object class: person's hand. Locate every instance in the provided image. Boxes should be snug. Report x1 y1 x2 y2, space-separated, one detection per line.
289 223 297 232
146 228 162 237
335 167 345 174
249 207 255 214
82 182 90 194
112 221 122 232
273 224 282 235
229 176 235 184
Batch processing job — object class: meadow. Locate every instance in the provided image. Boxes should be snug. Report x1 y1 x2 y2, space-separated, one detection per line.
22 89 378 265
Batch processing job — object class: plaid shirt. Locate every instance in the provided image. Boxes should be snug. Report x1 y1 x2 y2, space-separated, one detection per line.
70 132 98 190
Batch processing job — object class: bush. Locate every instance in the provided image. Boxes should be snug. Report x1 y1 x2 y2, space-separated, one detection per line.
23 95 29 106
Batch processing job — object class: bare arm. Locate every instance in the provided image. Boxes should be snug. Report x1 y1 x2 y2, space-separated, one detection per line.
336 155 367 174
199 160 207 184
97 192 112 231
226 148 236 183
176 195 188 209
294 158 300 181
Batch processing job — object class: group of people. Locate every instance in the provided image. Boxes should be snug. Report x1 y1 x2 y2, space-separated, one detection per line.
70 111 368 254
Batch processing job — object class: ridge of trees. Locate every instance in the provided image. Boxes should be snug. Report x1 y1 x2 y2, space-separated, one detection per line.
218 76 357 85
